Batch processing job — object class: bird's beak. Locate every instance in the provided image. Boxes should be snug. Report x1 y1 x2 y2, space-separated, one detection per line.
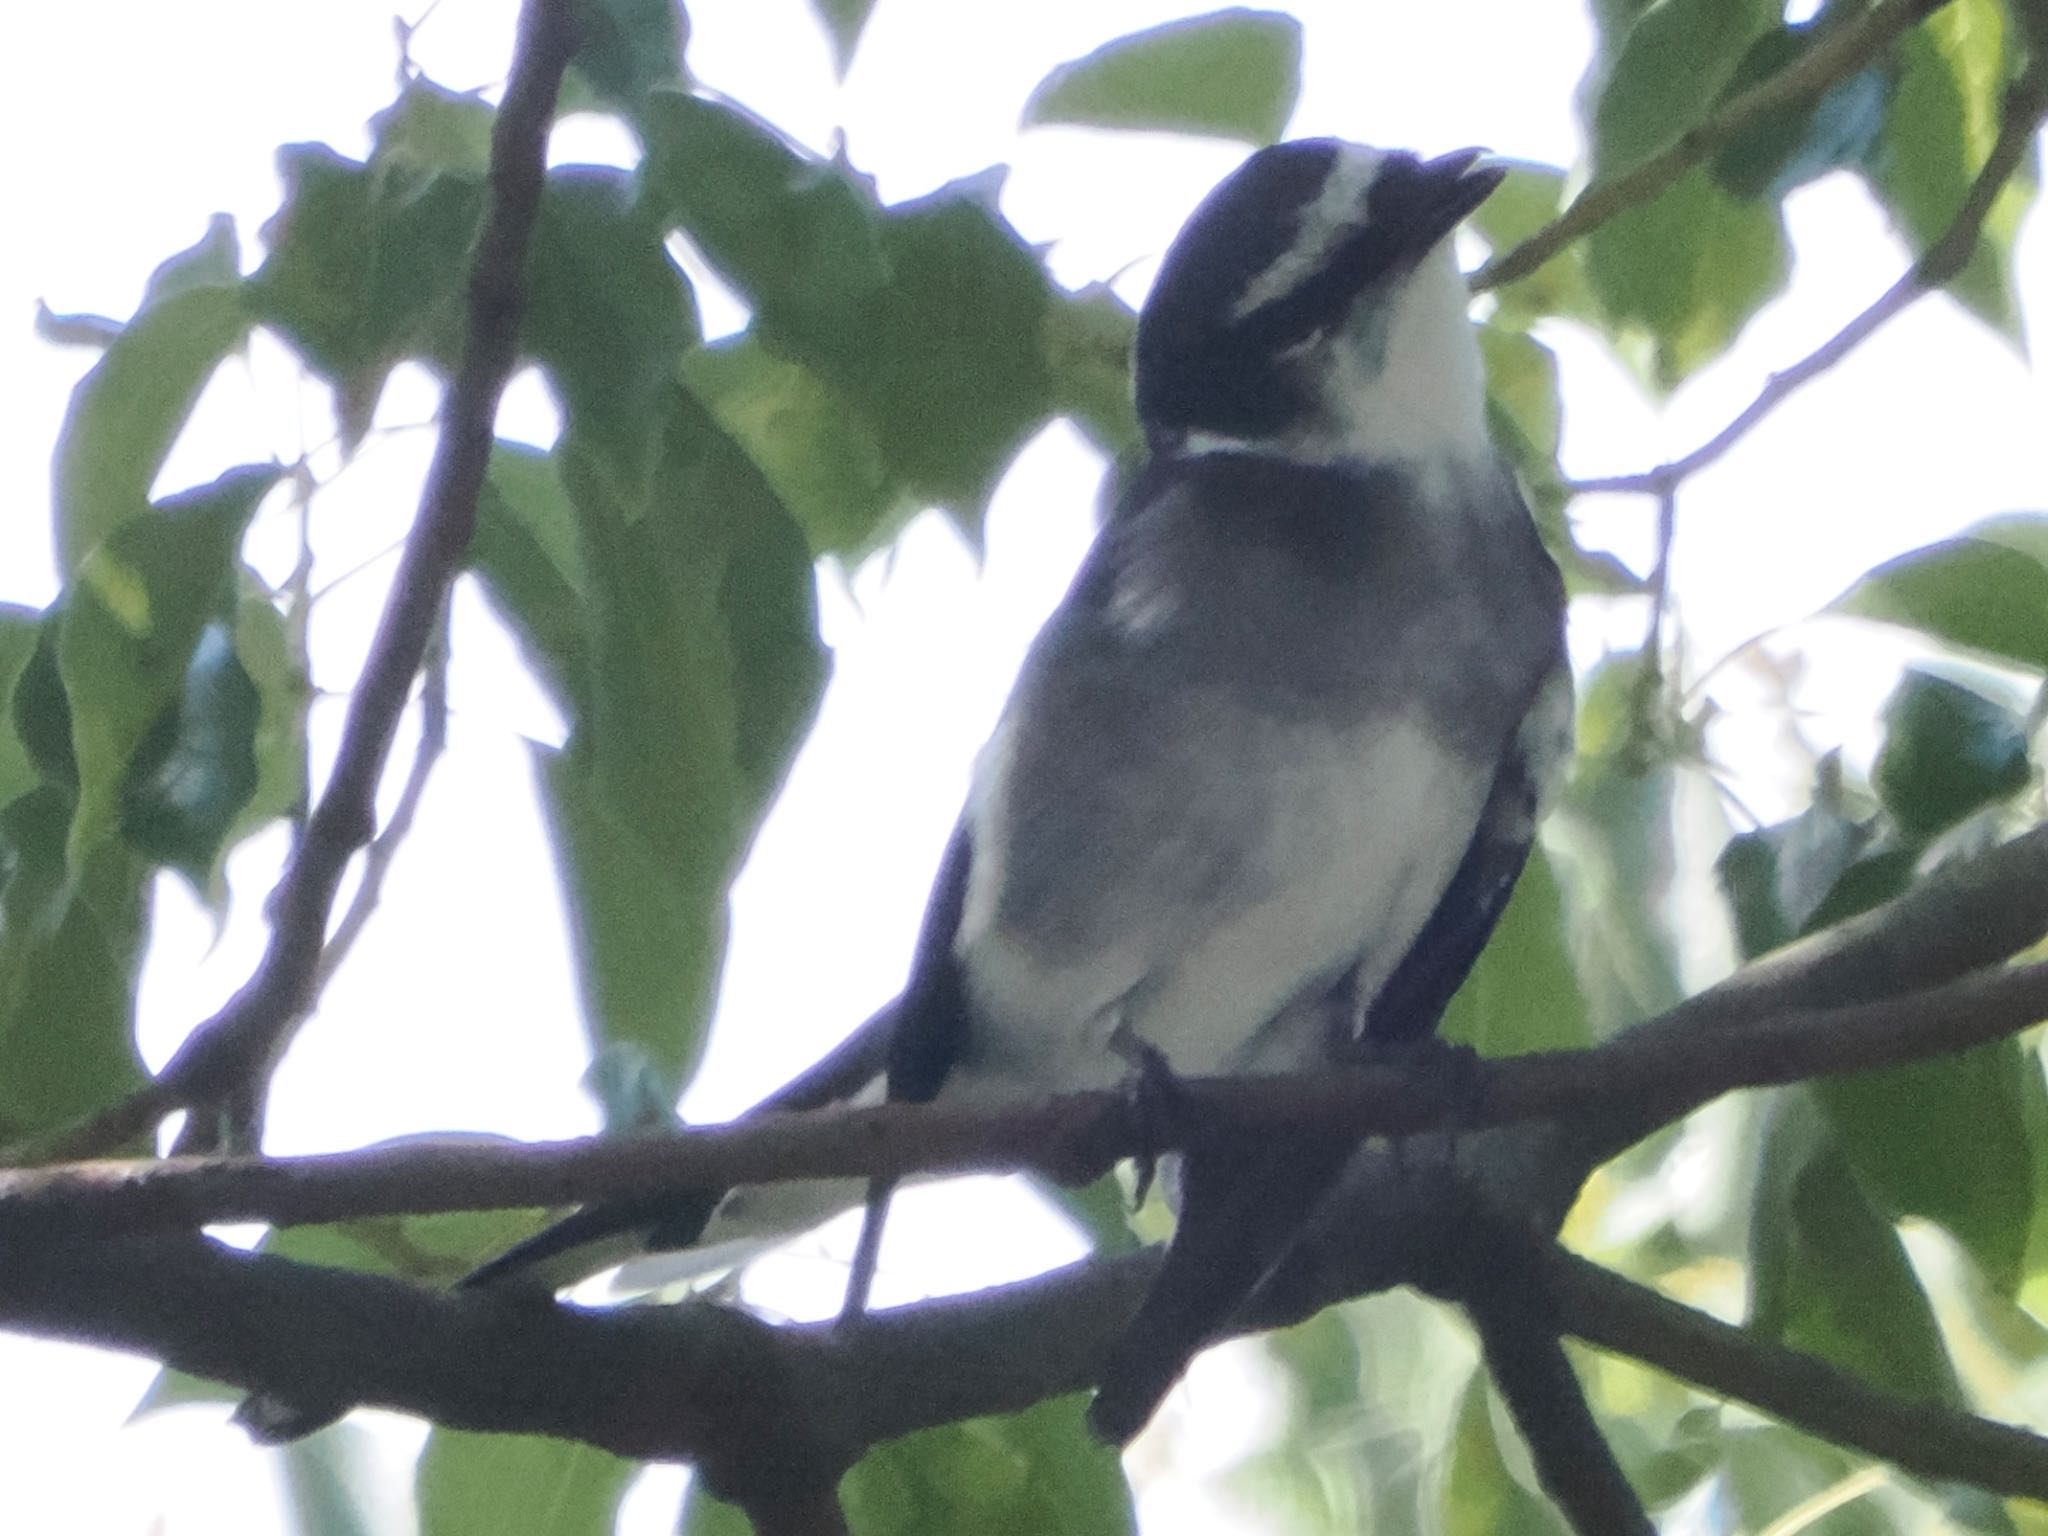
1400 147 1506 250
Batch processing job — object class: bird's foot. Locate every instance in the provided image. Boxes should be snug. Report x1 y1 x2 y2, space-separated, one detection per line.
1113 1034 1187 1209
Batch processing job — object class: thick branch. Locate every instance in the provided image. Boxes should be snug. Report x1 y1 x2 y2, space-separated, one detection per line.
1471 0 1948 293
1569 58 2048 497
109 0 578 1148
5 952 2047 1237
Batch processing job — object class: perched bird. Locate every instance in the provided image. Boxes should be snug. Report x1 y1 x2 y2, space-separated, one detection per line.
465 139 1571 1444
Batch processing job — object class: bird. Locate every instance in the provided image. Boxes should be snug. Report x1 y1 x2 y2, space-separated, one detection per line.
462 138 1572 1445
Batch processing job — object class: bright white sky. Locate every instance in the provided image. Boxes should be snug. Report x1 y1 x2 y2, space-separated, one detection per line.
2 1 2045 1533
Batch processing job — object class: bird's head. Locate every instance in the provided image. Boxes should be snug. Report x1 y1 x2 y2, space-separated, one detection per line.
1135 140 1503 467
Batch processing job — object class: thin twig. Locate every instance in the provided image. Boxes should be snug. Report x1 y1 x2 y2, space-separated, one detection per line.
315 616 450 988
1471 0 1949 293
39 0 581 1159
1569 61 2048 497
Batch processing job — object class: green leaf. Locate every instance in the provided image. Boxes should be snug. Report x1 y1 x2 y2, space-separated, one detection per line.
1586 0 1776 174
825 178 1055 527
1818 1037 2042 1295
417 1429 637 1536
0 607 45 811
227 587 311 851
810 0 877 74
144 214 244 305
1548 654 1686 1037
688 1396 1134 1535
1715 757 1876 960
1709 25 1889 203
1441 848 1591 1057
523 395 825 1092
1021 9 1303 146
1749 1093 1961 1403
1585 165 1790 387
1472 161 1598 327
0 787 150 1140
524 166 700 508
58 466 279 866
681 338 908 558
640 90 888 341
567 0 688 118
116 618 262 885
1864 0 2036 341
1043 284 1140 459
52 282 250 575
471 444 590 709
252 142 483 445
1829 523 2048 671
643 94 1058 526
1872 669 2031 840
1443 1373 1573 1536
368 78 495 180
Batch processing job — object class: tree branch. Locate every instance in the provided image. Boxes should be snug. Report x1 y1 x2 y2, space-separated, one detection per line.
5 950 2047 1239
1545 1244 2048 1501
72 0 580 1157
1567 58 2048 497
1470 0 1949 294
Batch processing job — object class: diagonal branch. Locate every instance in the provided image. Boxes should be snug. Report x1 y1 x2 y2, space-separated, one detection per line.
1568 59 2048 498
1470 0 1950 294
29 0 581 1165
1545 1243 2048 1501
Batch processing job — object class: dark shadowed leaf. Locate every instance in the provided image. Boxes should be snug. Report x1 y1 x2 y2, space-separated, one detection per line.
52 281 250 575
1709 25 1889 202
252 142 483 445
58 466 278 865
811 0 878 74
0 787 150 1140
1715 756 1875 959
568 0 688 118
1021 9 1302 145
0 607 44 810
639 90 888 341
1864 0 2036 341
1749 1093 1960 1403
524 166 700 506
1872 669 2031 840
117 618 262 885
226 587 311 850
417 1429 637 1536
1830 521 2048 672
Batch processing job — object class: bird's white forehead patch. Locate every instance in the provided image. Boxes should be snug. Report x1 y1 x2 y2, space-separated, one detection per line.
1229 145 1387 322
